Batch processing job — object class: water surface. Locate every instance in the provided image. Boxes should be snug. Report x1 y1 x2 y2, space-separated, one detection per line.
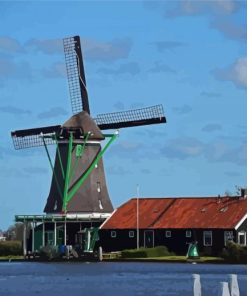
0 262 247 295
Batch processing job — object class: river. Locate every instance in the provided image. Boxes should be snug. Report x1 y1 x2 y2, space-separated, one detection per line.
0 262 247 295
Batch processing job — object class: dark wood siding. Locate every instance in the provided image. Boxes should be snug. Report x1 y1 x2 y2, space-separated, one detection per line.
99 228 237 255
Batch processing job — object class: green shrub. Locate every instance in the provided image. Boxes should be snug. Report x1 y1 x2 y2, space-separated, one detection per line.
221 241 247 263
0 241 22 256
121 246 172 258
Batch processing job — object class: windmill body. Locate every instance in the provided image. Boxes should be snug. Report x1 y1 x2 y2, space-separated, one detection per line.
44 111 113 214
11 35 166 258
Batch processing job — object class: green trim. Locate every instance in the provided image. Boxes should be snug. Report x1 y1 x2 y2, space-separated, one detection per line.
69 132 91 185
65 133 118 210
42 137 63 200
15 214 109 223
54 134 65 180
62 132 74 212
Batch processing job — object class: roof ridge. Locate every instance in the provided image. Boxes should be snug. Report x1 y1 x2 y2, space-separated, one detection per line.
131 196 235 200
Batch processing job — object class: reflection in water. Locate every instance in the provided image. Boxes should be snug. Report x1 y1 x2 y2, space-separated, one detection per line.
0 262 247 296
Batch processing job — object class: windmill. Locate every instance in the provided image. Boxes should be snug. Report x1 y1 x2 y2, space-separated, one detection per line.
11 36 166 217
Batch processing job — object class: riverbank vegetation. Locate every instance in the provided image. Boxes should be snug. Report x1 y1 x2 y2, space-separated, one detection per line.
221 241 247 263
0 241 22 256
121 246 174 258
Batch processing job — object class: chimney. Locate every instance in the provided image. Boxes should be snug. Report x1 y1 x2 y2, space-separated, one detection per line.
240 188 247 199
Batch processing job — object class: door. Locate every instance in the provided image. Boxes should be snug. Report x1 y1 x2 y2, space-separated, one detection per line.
144 230 154 248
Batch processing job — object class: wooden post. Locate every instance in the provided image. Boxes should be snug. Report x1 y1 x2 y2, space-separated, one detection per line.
23 222 27 257
136 184 140 249
31 221 35 253
54 221 57 246
219 282 230 296
98 246 103 262
229 274 240 296
42 222 45 247
64 220 67 245
192 274 201 296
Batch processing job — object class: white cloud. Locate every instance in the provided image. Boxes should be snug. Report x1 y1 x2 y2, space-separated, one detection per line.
214 57 247 88
0 36 24 54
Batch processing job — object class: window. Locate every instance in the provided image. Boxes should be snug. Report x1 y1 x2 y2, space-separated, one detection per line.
165 230 171 238
203 231 212 246
129 231 135 238
97 182 101 193
238 231 246 245
224 231 234 246
45 231 54 246
186 230 192 238
111 231 116 238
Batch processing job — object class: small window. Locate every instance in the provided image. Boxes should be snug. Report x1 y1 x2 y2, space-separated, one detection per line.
111 231 116 238
203 231 212 246
165 230 171 238
97 182 101 193
238 231 246 245
129 231 135 238
224 231 233 246
186 230 192 238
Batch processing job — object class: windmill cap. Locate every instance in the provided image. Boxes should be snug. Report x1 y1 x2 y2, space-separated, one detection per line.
63 111 104 140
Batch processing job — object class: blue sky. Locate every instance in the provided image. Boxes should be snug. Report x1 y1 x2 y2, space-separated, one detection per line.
1 0 247 229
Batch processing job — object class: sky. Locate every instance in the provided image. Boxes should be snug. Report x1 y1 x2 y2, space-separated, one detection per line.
1 0 247 230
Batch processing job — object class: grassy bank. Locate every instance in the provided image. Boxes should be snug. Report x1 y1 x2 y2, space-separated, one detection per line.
104 254 224 263
103 247 225 263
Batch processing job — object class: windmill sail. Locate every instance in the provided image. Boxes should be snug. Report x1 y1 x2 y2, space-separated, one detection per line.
10 35 167 218
95 104 166 130
11 125 61 149
63 36 90 115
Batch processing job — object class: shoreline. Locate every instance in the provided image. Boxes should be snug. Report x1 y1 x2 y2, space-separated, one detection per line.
0 256 244 264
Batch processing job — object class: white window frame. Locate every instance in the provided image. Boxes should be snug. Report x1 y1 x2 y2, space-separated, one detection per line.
238 231 246 245
186 230 192 238
224 231 234 246
165 230 171 238
111 230 116 238
203 231 212 246
129 231 135 238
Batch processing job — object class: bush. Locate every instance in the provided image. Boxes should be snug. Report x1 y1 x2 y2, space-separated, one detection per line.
221 241 247 263
121 246 173 258
0 241 22 256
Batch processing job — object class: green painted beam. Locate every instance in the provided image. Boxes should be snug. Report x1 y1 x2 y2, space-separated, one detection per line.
62 132 73 212
64 132 118 210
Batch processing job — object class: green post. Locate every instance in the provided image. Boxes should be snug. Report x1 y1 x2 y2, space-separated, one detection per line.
64 132 118 210
42 136 63 200
69 132 91 184
54 134 65 180
62 132 74 212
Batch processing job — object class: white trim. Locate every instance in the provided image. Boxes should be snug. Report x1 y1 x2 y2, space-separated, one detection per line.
65 213 112 219
203 230 212 246
129 230 135 238
224 231 234 246
144 230 154 248
58 140 101 144
165 230 171 238
99 209 117 229
186 230 192 238
235 213 247 230
238 231 246 245
224 230 234 246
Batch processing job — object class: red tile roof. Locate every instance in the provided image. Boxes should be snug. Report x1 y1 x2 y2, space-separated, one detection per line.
101 198 174 229
101 197 247 230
